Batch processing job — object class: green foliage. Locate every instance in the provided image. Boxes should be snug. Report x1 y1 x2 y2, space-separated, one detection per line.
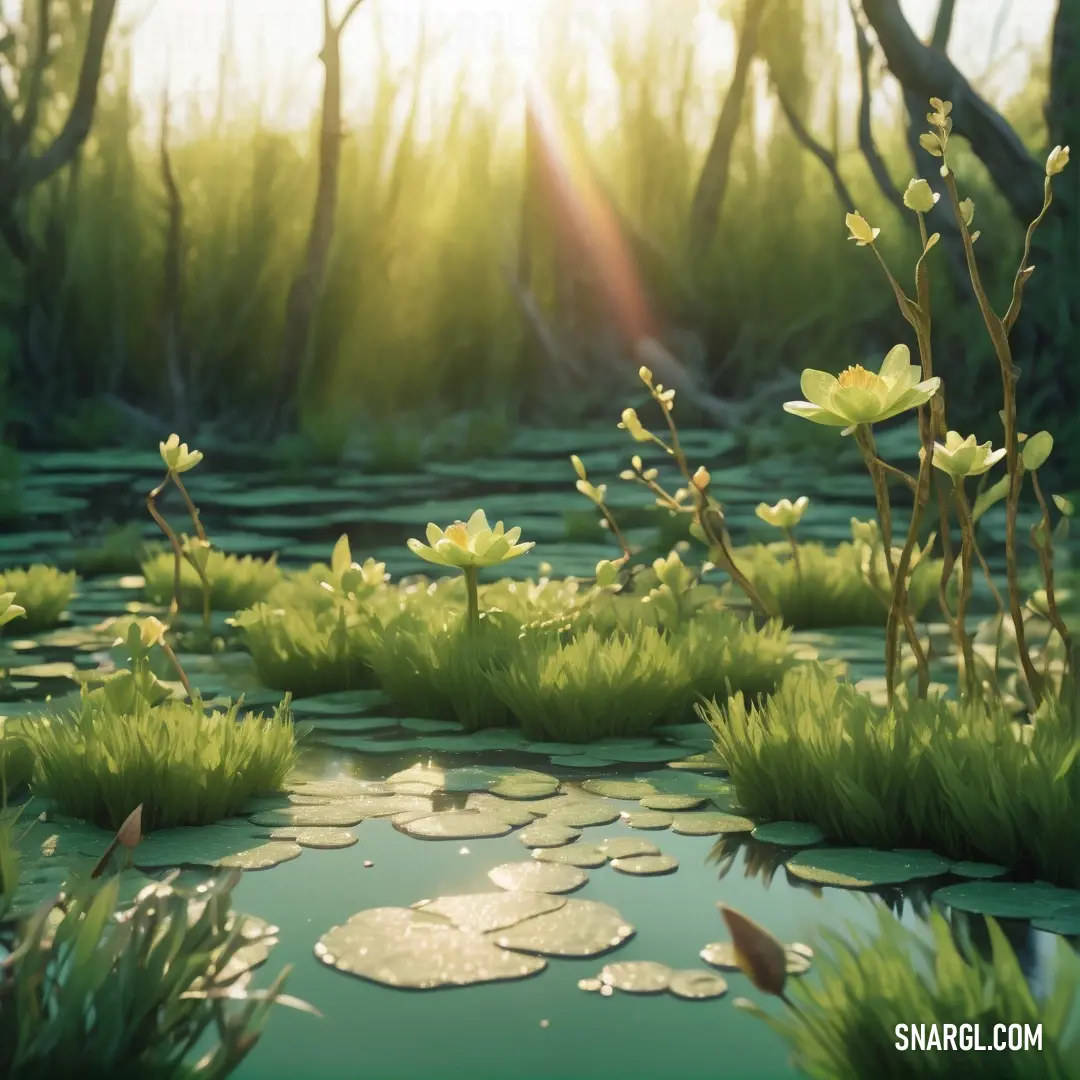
364 608 518 731
748 906 1080 1080
25 693 296 832
233 602 380 698
486 626 684 742
730 541 941 629
0 808 20 921
0 565 77 633
702 665 1080 887
69 522 148 576
670 611 798 712
0 720 34 797
0 871 304 1080
142 547 282 612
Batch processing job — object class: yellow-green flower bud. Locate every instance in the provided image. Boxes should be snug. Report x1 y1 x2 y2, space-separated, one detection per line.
619 407 652 443
902 179 937 213
570 454 587 482
595 559 619 588
1046 145 1070 177
919 431 1005 481
159 433 203 474
755 497 809 531
845 212 880 246
692 466 711 490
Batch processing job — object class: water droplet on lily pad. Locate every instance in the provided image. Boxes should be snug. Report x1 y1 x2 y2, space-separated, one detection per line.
671 812 754 836
623 811 673 830
488 861 587 894
413 891 566 934
597 837 660 859
545 800 621 828
518 821 581 848
581 779 657 800
668 970 728 1000
490 898 635 957
534 843 608 869
751 821 826 847
610 853 678 876
268 827 357 849
216 841 302 870
599 960 672 993
787 848 953 888
399 810 514 841
315 907 547 989
639 794 706 811
932 880 1080 922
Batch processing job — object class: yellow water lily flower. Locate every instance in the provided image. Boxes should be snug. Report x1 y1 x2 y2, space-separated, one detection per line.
0 591 25 629
919 431 1005 481
755 497 809 531
159 433 203 474
783 345 941 433
407 509 534 569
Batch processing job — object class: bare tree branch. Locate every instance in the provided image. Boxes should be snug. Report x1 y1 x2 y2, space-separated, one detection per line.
6 0 119 193
770 77 858 213
685 0 770 266
14 0 51 159
858 0 1042 222
929 0 957 51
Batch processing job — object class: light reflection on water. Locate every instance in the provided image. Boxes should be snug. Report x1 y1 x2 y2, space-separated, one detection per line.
229 748 1067 1080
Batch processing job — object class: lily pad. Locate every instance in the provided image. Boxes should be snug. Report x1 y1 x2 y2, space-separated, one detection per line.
599 960 672 993
950 861 1009 880
288 690 390 716
699 942 740 970
398 810 514 841
581 779 658 800
545 801 621 828
932 880 1080 922
216 842 302 870
123 823 281 868
488 898 635 957
518 821 581 848
751 822 826 847
596 837 660 859
584 742 685 764
787 848 954 888
490 773 561 799
286 779 392 799
315 907 547 989
398 716 464 733
413 891 566 934
488 861 587 894
623 811 673 830
610 853 679 876
668 970 729 1000
268 827 358 849
464 793 538 826
665 754 726 772
639 794 707 811
442 766 554 795
549 756 618 769
533 844 608 869
251 795 429 828
670 812 754 836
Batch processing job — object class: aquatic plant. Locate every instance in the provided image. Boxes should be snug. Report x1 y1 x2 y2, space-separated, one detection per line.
70 521 148 576
729 537 941 629
0 868 312 1079
142 547 282 611
24 620 295 831
0 566 76 633
364 607 518 730
486 626 684 741
781 103 1072 706
406 509 534 634
0 720 34 798
731 904 1080 1080
702 664 1080 887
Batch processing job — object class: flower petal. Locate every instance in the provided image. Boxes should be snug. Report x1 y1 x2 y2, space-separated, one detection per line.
877 344 911 382
425 523 444 547
406 539 448 566
783 400 850 427
799 370 840 409
466 509 489 537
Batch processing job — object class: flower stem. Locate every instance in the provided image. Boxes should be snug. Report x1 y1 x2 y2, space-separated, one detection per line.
463 566 480 637
147 473 185 618
1030 470 1073 675
783 528 802 582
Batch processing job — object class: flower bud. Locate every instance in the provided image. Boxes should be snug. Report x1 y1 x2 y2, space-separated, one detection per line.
902 179 937 213
1046 145 1070 177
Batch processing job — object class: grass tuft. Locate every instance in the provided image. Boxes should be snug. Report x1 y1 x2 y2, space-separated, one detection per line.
748 906 1080 1080
25 695 296 832
702 664 1080 886
142 547 282 612
0 565 77 633
728 542 941 629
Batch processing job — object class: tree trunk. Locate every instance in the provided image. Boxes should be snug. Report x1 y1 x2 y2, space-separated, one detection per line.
269 0 366 433
685 0 770 268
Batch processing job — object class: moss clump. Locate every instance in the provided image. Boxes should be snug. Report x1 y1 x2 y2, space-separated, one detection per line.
0 565 77 632
142 547 282 612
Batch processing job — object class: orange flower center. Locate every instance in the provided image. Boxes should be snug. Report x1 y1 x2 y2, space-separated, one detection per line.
836 365 878 390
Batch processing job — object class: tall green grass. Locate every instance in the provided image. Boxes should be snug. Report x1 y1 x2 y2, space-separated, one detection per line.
0 0 1038 442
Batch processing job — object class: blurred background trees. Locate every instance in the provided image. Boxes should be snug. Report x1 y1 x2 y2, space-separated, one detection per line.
0 0 1072 475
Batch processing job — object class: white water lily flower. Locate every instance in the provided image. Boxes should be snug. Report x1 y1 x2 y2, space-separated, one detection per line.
783 345 941 433
755 497 809 531
407 509 534 569
919 431 1005 481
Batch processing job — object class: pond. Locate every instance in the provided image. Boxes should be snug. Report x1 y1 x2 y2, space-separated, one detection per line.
0 422 1076 1078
